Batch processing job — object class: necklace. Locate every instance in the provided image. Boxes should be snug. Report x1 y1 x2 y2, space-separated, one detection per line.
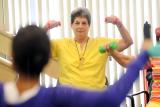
75 37 89 68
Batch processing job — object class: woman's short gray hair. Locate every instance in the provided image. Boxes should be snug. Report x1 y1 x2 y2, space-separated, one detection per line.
71 7 91 26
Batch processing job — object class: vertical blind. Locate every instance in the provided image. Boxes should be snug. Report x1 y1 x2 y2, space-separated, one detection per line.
1 0 160 106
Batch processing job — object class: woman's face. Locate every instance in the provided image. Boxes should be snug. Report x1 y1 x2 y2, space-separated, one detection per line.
71 17 90 37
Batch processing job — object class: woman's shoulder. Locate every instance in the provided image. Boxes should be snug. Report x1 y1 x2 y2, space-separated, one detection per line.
51 38 72 43
90 37 109 43
91 37 119 43
0 83 3 91
0 83 4 103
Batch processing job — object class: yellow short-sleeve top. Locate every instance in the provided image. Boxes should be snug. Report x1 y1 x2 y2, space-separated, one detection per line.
51 37 118 90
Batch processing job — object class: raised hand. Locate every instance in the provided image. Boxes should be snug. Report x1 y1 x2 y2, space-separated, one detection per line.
155 27 160 42
44 20 61 31
105 16 122 27
141 39 153 51
155 27 160 37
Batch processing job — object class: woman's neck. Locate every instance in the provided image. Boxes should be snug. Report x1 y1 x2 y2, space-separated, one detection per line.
16 75 39 95
74 36 89 44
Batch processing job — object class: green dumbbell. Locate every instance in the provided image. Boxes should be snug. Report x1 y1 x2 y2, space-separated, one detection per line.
99 42 118 53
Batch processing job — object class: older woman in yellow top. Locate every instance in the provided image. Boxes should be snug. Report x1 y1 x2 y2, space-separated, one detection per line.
44 7 133 90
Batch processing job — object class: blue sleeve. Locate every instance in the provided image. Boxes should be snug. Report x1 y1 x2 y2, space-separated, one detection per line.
0 83 4 107
54 51 149 107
